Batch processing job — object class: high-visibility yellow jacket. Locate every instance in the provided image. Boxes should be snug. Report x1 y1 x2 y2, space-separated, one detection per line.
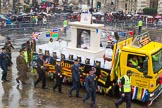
123 75 131 92
24 51 28 63
138 20 143 27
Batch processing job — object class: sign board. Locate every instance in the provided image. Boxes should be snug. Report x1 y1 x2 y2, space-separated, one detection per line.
137 32 151 47
131 32 151 48
80 13 92 24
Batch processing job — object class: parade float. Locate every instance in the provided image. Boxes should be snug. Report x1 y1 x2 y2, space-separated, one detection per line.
32 13 162 106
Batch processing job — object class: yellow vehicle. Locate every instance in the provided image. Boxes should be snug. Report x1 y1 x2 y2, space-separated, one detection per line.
111 32 162 106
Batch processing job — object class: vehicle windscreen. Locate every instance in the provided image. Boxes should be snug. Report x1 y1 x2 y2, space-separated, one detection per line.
152 49 162 73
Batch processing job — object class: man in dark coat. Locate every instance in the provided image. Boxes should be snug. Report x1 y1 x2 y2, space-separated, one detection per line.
16 49 28 84
34 53 47 89
83 67 97 108
0 47 9 82
53 59 63 93
69 59 81 98
4 37 14 66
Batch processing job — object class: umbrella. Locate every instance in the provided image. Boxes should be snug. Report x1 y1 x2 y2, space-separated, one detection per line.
127 14 132 17
0 15 8 20
134 14 139 16
147 16 153 18
155 15 162 19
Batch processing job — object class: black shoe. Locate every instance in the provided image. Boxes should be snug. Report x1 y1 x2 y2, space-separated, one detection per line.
59 91 64 94
42 87 48 89
16 79 19 83
76 95 82 98
69 94 72 97
83 99 85 103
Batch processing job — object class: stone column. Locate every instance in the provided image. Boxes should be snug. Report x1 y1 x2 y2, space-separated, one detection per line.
158 0 162 14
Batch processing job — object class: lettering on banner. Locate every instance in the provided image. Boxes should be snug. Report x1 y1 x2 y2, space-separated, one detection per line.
61 62 72 69
132 74 148 88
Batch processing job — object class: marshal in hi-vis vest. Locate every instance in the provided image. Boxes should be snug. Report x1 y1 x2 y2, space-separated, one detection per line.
123 75 131 93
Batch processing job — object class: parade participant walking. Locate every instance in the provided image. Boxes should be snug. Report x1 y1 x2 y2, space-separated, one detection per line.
138 18 143 34
16 49 28 84
83 67 97 108
34 53 47 89
115 70 133 108
63 18 68 34
53 59 63 93
0 47 9 82
4 37 14 66
69 59 81 98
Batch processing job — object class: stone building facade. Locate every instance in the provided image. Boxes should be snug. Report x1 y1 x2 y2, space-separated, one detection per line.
18 0 162 14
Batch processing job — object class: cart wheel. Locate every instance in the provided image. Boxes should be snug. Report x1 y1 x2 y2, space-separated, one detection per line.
146 101 153 107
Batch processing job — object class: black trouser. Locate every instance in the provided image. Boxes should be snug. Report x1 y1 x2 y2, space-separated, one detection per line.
115 92 131 108
138 26 142 34
35 71 46 88
53 76 63 92
1 66 7 81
